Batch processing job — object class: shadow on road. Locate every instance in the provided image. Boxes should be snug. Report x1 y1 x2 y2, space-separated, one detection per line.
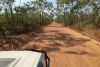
12 28 90 53
1 24 91 54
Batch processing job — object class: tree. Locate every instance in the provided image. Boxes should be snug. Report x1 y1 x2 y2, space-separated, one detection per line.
91 1 100 28
0 0 15 33
56 0 70 25
32 0 53 26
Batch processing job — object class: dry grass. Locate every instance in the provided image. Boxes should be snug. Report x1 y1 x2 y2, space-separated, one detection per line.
71 27 100 41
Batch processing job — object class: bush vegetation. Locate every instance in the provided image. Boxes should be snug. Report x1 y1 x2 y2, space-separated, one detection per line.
0 0 54 45
0 0 100 47
55 0 100 29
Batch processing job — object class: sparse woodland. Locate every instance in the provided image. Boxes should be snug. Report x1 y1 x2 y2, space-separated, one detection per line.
56 0 100 28
0 0 54 46
0 0 100 49
55 0 100 41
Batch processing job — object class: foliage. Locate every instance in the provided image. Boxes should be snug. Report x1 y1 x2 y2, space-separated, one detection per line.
0 0 54 35
56 0 100 29
0 0 54 44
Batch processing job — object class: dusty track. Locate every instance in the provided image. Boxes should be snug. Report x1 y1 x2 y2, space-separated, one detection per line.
22 22 100 67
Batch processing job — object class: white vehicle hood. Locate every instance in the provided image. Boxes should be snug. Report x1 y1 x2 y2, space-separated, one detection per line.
0 51 42 67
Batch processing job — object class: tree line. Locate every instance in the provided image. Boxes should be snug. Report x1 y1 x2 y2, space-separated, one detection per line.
0 0 99 36
0 0 54 45
0 0 54 36
0 0 100 45
55 0 100 29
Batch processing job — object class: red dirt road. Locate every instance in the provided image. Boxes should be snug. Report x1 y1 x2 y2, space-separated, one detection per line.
22 23 100 67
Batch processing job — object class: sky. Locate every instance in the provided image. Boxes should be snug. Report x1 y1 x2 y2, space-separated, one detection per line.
15 0 56 6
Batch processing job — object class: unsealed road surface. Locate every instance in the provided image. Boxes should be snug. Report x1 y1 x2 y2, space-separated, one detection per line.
22 23 100 67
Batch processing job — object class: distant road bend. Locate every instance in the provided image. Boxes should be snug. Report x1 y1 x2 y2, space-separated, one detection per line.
22 22 100 67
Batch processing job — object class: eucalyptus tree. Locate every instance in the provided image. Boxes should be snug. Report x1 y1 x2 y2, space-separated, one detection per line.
0 0 15 45
32 0 53 26
56 0 70 25
0 0 15 33
56 0 92 26
0 0 15 19
32 0 46 25
72 0 90 24
91 0 100 28
46 2 54 22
